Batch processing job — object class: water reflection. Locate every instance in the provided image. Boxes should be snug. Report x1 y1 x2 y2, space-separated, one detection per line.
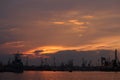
0 71 120 80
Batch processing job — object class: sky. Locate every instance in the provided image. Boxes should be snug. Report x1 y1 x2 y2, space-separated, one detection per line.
0 0 120 54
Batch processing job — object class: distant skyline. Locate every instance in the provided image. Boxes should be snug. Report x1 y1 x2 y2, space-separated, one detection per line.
0 0 120 54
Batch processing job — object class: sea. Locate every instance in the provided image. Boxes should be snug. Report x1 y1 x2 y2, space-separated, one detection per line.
0 71 120 80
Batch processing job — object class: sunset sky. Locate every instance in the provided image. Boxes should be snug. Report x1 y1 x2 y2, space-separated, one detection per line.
0 0 120 54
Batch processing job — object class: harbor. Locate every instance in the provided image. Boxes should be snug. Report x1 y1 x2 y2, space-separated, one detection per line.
0 49 120 73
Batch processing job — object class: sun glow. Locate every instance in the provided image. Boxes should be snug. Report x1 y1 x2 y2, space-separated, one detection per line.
25 45 110 54
24 36 120 55
25 46 67 54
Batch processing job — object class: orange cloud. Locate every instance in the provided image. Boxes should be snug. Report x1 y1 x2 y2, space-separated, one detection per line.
53 21 65 25
24 36 120 55
24 44 108 55
52 19 88 26
92 36 120 49
25 45 89 54
24 46 66 54
68 20 85 25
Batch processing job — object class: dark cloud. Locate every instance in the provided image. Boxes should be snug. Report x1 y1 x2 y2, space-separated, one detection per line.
34 50 44 55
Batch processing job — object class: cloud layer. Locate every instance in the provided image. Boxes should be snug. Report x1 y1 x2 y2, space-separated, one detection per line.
0 0 120 54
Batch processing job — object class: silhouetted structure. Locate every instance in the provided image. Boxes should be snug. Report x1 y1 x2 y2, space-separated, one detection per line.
5 52 24 73
113 49 119 67
1 49 120 73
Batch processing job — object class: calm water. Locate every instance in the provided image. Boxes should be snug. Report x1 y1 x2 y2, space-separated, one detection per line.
0 71 120 80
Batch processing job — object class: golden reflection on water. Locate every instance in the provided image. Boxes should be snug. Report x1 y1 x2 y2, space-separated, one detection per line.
0 71 120 80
